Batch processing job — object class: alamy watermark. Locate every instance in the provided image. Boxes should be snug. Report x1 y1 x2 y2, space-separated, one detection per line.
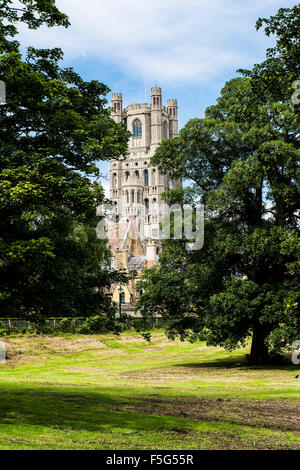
0 80 6 105
96 202 204 251
292 340 300 365
292 80 300 106
0 340 6 364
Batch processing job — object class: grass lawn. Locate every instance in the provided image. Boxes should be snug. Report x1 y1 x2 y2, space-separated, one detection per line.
0 331 299 450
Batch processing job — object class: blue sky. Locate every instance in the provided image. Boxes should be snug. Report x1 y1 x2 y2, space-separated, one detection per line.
17 0 296 193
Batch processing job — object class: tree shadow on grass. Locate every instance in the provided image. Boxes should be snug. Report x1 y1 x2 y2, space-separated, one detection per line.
0 383 299 451
174 355 298 372
0 386 191 434
175 363 299 372
175 355 246 369
0 384 299 451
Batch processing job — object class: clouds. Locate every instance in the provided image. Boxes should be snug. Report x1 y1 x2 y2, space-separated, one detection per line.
16 0 296 86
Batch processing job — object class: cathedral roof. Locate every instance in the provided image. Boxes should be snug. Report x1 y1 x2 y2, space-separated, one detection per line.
128 256 146 270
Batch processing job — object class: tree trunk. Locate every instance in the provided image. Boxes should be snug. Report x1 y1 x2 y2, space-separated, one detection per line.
249 320 270 364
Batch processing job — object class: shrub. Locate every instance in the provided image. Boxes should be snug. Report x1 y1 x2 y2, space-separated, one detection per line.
56 318 75 333
76 315 121 334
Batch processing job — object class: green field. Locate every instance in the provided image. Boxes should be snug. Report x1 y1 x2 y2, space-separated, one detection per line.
0 331 299 450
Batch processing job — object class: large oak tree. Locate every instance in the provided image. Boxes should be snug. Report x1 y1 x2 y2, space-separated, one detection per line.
136 5 300 364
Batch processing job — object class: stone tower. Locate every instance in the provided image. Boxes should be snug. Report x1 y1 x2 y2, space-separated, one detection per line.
108 86 180 296
107 87 180 308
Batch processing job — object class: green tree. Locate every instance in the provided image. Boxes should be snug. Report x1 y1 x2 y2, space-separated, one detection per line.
136 6 299 364
239 4 300 109
0 1 129 319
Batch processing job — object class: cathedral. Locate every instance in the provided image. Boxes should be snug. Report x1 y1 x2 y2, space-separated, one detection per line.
107 87 181 310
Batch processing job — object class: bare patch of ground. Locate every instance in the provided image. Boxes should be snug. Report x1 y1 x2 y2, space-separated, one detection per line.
119 364 298 386
127 395 300 434
3 335 108 366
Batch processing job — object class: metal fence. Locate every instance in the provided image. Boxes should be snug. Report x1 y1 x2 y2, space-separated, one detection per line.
0 317 86 332
0 316 173 333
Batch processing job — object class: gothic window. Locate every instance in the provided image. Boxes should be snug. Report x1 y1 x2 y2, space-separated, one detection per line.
131 190 134 203
144 169 149 187
125 171 130 181
133 119 142 138
136 288 143 298
144 198 149 215
125 190 129 204
151 169 156 185
112 173 117 189
163 121 168 139
135 170 140 179
137 190 140 203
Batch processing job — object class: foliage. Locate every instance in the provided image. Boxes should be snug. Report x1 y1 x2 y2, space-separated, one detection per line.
238 5 300 109
137 6 300 364
76 315 122 334
0 1 129 319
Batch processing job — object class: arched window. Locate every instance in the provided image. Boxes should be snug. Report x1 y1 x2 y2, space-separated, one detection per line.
133 119 142 138
151 169 156 185
137 190 140 203
125 171 130 181
131 190 134 203
144 170 149 187
163 121 168 139
112 173 117 189
144 198 149 215
135 170 140 179
125 190 129 204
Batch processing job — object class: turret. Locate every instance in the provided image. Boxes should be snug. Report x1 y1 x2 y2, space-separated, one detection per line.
151 86 162 109
145 241 157 268
167 99 178 139
112 92 123 123
151 87 162 147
